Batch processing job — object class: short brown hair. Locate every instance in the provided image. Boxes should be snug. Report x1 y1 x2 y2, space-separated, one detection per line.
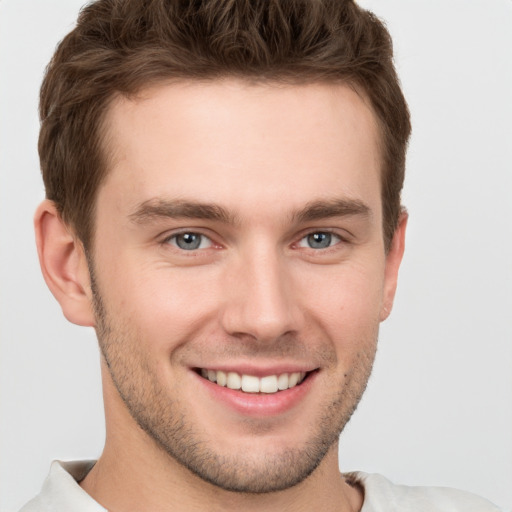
39 0 410 250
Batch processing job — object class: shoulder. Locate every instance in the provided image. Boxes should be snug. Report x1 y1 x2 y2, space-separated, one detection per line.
346 472 504 512
19 460 104 512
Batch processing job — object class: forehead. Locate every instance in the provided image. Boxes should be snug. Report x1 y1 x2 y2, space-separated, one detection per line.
100 79 382 220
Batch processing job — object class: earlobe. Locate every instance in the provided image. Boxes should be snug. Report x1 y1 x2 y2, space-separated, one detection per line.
380 212 408 322
34 200 96 327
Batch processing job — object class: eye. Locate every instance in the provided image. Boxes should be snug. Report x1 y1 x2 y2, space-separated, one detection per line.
167 232 213 251
298 232 341 249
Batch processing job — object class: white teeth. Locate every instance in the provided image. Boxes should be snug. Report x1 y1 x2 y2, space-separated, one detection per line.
201 369 308 393
277 373 289 390
260 375 278 393
241 375 260 393
216 370 227 387
288 372 300 387
227 371 241 390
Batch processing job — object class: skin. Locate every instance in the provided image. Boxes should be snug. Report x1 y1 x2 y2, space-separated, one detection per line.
35 80 406 512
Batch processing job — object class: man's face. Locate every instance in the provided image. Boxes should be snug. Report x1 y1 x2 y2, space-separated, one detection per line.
89 80 402 492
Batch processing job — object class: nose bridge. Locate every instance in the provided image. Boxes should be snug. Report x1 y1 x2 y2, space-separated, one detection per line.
221 240 297 342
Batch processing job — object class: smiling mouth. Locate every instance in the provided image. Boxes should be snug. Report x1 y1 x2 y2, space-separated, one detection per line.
197 369 313 394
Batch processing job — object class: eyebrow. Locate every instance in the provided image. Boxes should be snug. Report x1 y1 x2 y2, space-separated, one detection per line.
129 198 237 224
292 198 371 223
129 197 371 226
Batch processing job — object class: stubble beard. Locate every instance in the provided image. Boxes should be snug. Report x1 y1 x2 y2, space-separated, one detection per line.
90 269 377 494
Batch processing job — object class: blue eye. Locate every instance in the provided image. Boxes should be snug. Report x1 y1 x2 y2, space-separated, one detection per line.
299 232 341 249
168 232 213 251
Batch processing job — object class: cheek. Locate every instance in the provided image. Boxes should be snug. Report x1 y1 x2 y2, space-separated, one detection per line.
100 260 222 346
295 261 385 336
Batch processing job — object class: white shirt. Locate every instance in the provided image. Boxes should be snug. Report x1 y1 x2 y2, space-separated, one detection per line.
19 460 504 512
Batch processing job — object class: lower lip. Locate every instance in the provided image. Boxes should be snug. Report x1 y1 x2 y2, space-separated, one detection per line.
194 371 317 417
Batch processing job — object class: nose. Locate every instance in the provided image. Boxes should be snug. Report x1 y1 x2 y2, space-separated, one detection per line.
220 246 300 344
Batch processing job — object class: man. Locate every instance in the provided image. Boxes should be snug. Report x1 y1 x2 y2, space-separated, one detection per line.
16 0 504 511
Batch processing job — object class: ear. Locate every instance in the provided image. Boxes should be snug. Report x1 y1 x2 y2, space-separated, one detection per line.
34 200 96 327
380 211 408 322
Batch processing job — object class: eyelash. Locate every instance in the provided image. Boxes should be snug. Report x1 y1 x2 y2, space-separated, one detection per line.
162 231 215 251
296 231 343 250
161 229 347 253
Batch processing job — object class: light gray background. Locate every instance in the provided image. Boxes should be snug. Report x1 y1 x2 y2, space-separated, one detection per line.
1 1 511 510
